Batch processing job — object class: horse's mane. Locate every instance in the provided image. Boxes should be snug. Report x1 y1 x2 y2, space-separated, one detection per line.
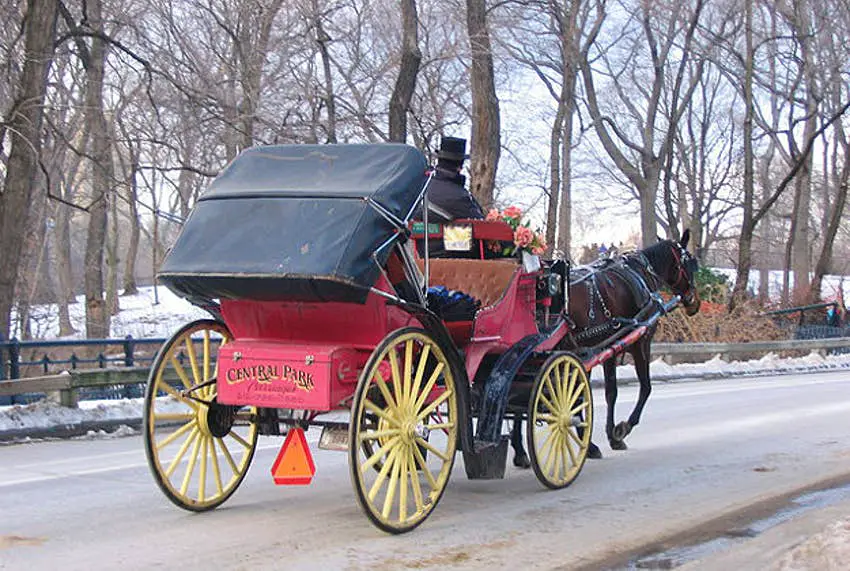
637 240 675 273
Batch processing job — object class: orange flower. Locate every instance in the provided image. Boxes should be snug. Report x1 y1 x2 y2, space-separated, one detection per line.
486 208 501 222
514 226 534 248
502 205 523 221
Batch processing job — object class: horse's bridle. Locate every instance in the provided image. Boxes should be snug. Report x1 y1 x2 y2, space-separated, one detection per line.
669 244 697 306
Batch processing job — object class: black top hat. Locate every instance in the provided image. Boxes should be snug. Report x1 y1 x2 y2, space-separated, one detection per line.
437 136 468 162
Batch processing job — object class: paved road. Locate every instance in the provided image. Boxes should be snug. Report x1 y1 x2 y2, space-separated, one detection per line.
1 371 849 571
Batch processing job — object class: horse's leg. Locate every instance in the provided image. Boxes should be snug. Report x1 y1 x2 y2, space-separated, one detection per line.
587 440 603 459
510 418 531 468
612 338 653 443
604 359 627 450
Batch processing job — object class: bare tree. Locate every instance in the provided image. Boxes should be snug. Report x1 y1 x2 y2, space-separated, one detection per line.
0 0 57 339
466 0 500 209
388 0 421 142
579 0 708 247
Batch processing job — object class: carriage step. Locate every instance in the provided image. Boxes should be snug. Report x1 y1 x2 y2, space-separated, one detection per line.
464 437 509 480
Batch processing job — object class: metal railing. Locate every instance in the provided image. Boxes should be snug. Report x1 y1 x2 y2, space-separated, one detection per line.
0 335 167 381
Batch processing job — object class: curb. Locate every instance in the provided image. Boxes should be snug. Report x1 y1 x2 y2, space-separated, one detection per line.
0 418 142 443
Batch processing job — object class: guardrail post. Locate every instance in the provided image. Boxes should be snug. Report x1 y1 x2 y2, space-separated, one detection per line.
98 352 105 368
9 337 20 380
58 387 79 408
124 335 135 367
70 353 78 369
41 354 50 374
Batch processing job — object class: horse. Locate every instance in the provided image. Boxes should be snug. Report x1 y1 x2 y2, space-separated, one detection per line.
511 230 701 465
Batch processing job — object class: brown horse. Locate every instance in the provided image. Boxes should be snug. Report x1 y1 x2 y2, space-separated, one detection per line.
511 230 701 465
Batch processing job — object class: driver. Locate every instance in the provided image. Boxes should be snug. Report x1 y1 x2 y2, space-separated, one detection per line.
426 136 485 221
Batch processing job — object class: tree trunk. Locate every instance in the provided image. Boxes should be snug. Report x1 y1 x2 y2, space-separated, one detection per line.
639 170 660 244
791 7 817 303
466 0 500 209
48 202 75 336
106 181 120 316
730 0 755 310
388 0 421 143
757 176 771 305
555 0 581 258
83 0 113 339
122 160 140 296
0 0 57 339
237 0 284 150
545 102 564 252
811 125 850 300
17 186 49 339
314 3 338 143
557 106 575 257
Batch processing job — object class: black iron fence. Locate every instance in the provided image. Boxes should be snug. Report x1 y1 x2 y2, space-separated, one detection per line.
0 335 168 405
0 335 167 380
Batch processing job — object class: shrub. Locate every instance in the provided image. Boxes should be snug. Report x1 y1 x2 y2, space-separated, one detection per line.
694 267 729 304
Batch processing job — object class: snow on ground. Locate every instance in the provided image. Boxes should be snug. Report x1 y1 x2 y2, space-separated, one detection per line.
13 285 209 340
777 517 850 570
0 396 186 432
589 350 850 382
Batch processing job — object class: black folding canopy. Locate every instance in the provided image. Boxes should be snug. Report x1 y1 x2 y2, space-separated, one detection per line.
158 144 429 304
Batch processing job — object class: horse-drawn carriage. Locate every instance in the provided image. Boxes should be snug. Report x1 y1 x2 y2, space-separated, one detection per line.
143 143 698 533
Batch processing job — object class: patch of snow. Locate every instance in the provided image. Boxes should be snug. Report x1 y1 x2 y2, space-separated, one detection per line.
649 358 676 376
11 285 209 340
73 424 139 440
0 396 185 432
587 351 850 384
777 517 850 570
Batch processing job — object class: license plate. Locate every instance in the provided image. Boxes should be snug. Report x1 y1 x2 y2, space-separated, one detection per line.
318 425 349 451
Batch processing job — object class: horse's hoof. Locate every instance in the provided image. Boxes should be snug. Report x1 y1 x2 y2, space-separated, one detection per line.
513 453 531 469
588 442 603 459
612 421 632 441
609 438 628 451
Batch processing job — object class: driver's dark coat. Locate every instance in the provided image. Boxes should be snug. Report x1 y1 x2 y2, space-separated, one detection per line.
426 167 485 221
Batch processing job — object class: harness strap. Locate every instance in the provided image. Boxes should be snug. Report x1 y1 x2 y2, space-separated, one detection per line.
568 254 662 343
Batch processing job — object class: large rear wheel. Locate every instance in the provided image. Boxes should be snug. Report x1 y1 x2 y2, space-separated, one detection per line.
527 352 593 489
143 319 258 511
349 328 458 533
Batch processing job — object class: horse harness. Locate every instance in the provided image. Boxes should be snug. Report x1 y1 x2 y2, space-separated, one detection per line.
568 253 662 344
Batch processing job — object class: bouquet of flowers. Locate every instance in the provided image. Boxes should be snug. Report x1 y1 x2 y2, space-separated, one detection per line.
485 206 547 256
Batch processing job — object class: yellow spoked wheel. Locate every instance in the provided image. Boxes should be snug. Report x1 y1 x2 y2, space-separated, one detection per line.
527 352 593 490
143 319 258 512
349 328 458 534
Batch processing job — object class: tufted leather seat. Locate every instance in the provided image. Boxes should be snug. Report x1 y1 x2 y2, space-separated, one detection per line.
415 258 519 308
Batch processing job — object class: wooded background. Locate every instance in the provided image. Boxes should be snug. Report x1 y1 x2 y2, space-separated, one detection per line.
1 0 849 340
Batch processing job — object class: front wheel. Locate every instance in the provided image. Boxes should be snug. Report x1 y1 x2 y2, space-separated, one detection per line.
349 328 458 534
527 352 593 489
143 319 259 511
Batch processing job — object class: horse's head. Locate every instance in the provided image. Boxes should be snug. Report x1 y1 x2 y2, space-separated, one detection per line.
662 229 701 316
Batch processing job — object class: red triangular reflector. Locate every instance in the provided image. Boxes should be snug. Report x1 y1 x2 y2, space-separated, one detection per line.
270 427 316 485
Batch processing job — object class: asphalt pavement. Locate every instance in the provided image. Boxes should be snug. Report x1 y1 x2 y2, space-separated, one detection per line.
1 371 849 570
